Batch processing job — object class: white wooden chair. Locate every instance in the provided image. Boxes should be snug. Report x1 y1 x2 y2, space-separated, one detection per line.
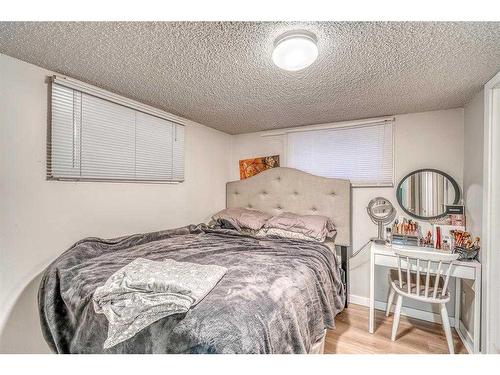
385 247 459 353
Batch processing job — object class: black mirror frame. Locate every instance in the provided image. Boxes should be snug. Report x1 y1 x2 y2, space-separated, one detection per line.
396 168 461 221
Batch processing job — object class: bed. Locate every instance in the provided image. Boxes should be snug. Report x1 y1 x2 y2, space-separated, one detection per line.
38 167 351 354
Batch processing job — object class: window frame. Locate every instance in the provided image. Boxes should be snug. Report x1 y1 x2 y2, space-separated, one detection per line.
47 76 186 184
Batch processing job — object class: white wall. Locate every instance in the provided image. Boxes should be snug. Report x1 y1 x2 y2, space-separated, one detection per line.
230 109 464 315
460 89 485 337
0 54 232 352
463 90 485 239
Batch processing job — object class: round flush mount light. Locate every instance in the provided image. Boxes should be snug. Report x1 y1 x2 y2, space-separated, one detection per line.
272 30 318 71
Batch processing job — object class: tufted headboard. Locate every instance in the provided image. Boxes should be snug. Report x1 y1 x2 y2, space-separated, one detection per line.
226 167 352 247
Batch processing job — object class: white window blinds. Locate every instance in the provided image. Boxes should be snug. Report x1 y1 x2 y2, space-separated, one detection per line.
49 81 185 182
286 121 394 186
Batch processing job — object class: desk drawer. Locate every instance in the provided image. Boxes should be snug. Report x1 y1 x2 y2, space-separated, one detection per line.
375 253 476 280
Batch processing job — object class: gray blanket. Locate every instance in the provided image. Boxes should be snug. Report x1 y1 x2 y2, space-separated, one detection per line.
39 224 345 353
93 258 227 349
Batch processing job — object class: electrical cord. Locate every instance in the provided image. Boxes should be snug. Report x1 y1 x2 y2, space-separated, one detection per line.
350 240 372 259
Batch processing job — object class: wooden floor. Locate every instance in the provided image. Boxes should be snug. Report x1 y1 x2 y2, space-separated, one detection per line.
324 304 467 354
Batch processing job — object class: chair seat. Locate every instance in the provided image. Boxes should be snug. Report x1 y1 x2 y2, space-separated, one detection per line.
389 269 447 299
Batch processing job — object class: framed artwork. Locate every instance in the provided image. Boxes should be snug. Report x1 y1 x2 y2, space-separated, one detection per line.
239 155 280 180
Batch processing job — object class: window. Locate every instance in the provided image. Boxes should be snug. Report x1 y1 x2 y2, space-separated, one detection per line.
49 78 184 182
286 120 394 186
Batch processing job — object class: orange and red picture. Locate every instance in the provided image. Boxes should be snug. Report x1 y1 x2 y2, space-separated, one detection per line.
239 155 280 180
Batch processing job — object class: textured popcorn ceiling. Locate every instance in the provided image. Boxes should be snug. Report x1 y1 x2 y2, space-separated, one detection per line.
1 22 500 134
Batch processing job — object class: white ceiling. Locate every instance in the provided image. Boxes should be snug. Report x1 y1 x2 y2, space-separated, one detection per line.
1 22 500 134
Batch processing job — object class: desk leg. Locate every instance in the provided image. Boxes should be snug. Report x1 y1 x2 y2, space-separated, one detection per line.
473 267 482 353
369 248 375 334
455 278 461 330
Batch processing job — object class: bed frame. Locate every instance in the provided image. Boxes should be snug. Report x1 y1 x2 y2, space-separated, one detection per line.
226 167 352 353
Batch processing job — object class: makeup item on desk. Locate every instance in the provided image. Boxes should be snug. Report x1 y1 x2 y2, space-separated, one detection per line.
392 234 419 246
450 214 466 227
431 216 452 225
385 227 392 243
451 230 480 249
391 218 419 246
442 236 451 251
446 205 464 215
451 230 480 260
435 226 442 250
421 230 433 247
392 218 419 237
431 206 466 226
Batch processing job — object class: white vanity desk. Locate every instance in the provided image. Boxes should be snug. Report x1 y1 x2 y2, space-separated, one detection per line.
368 241 482 353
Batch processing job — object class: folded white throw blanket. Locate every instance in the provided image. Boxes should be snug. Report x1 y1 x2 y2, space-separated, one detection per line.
93 258 227 348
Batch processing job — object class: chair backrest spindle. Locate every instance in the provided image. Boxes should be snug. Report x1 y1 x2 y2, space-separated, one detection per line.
433 261 442 299
416 259 420 296
406 256 411 294
442 262 454 297
397 256 403 288
392 247 458 301
425 260 431 297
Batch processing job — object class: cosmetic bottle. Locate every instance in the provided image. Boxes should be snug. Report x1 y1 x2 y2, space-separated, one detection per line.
435 226 442 250
385 227 392 243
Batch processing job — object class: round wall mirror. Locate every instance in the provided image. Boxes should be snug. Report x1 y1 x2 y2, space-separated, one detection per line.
396 169 460 220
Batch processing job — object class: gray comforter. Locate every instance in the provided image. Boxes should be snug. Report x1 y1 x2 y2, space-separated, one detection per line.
38 224 345 354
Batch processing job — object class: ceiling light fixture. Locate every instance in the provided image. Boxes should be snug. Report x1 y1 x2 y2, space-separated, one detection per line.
272 30 318 71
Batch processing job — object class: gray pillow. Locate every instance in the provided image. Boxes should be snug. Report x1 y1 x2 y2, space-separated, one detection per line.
212 208 272 231
264 212 336 242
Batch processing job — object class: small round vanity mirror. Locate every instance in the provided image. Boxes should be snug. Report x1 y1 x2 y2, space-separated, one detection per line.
367 197 396 244
396 169 460 220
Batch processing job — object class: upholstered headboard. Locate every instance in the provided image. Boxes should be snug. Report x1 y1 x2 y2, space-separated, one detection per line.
226 167 352 247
